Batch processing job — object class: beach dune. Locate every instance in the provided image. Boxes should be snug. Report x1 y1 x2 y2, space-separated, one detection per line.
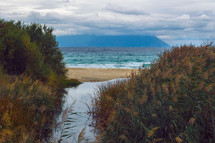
66 68 138 82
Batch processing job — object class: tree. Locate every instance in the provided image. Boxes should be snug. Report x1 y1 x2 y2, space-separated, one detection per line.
25 23 66 76
0 20 65 81
0 20 42 75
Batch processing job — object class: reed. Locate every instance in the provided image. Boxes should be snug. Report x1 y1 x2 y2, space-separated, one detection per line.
92 44 215 142
0 70 65 142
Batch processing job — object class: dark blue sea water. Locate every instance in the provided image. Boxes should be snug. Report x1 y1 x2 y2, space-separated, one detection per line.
59 47 170 69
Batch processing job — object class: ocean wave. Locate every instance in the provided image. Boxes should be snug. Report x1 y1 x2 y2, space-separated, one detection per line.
65 62 151 69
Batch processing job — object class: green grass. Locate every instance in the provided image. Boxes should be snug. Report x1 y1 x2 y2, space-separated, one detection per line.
92 44 215 143
56 77 81 88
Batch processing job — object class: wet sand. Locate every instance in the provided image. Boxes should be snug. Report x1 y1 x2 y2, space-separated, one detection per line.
66 68 138 82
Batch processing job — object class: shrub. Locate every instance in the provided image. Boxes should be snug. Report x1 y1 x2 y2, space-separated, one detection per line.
24 23 66 76
0 20 43 76
0 19 66 82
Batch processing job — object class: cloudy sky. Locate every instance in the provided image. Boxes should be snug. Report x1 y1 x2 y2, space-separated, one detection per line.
0 0 215 45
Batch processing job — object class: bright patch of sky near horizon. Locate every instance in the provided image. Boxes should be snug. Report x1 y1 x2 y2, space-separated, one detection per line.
0 0 215 46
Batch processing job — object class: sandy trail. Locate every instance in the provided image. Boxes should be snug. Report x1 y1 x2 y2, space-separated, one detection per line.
66 68 138 82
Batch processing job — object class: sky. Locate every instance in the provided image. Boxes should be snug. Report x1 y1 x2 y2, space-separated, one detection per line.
0 0 215 46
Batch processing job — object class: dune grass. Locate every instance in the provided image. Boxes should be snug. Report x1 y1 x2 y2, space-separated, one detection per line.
92 44 215 143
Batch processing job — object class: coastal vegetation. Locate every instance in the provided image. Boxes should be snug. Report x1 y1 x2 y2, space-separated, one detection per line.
0 19 80 142
1 19 214 143
92 44 215 142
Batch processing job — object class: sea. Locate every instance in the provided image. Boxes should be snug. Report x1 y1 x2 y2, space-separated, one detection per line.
59 47 170 69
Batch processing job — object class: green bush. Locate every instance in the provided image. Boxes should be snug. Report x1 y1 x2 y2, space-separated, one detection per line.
0 21 43 75
24 23 66 76
0 20 66 82
93 45 215 143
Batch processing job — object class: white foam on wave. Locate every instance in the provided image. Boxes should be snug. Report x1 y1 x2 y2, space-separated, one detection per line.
65 62 151 69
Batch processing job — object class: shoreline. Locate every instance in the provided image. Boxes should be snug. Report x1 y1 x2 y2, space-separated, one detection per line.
66 68 139 82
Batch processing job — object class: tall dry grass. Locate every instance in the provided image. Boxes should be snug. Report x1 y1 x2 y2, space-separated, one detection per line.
0 69 64 142
92 44 215 143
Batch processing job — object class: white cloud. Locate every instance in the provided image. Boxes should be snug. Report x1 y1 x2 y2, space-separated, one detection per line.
199 14 210 20
0 0 215 45
104 4 149 15
177 14 190 20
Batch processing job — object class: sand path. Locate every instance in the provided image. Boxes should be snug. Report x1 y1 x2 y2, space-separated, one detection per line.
66 68 138 82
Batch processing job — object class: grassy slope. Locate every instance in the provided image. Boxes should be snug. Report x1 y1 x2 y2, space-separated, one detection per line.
92 45 215 143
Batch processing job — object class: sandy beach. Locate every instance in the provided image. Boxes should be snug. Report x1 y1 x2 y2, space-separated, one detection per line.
66 68 138 82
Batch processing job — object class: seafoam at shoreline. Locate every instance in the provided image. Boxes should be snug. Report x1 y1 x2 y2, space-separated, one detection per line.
65 62 151 69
